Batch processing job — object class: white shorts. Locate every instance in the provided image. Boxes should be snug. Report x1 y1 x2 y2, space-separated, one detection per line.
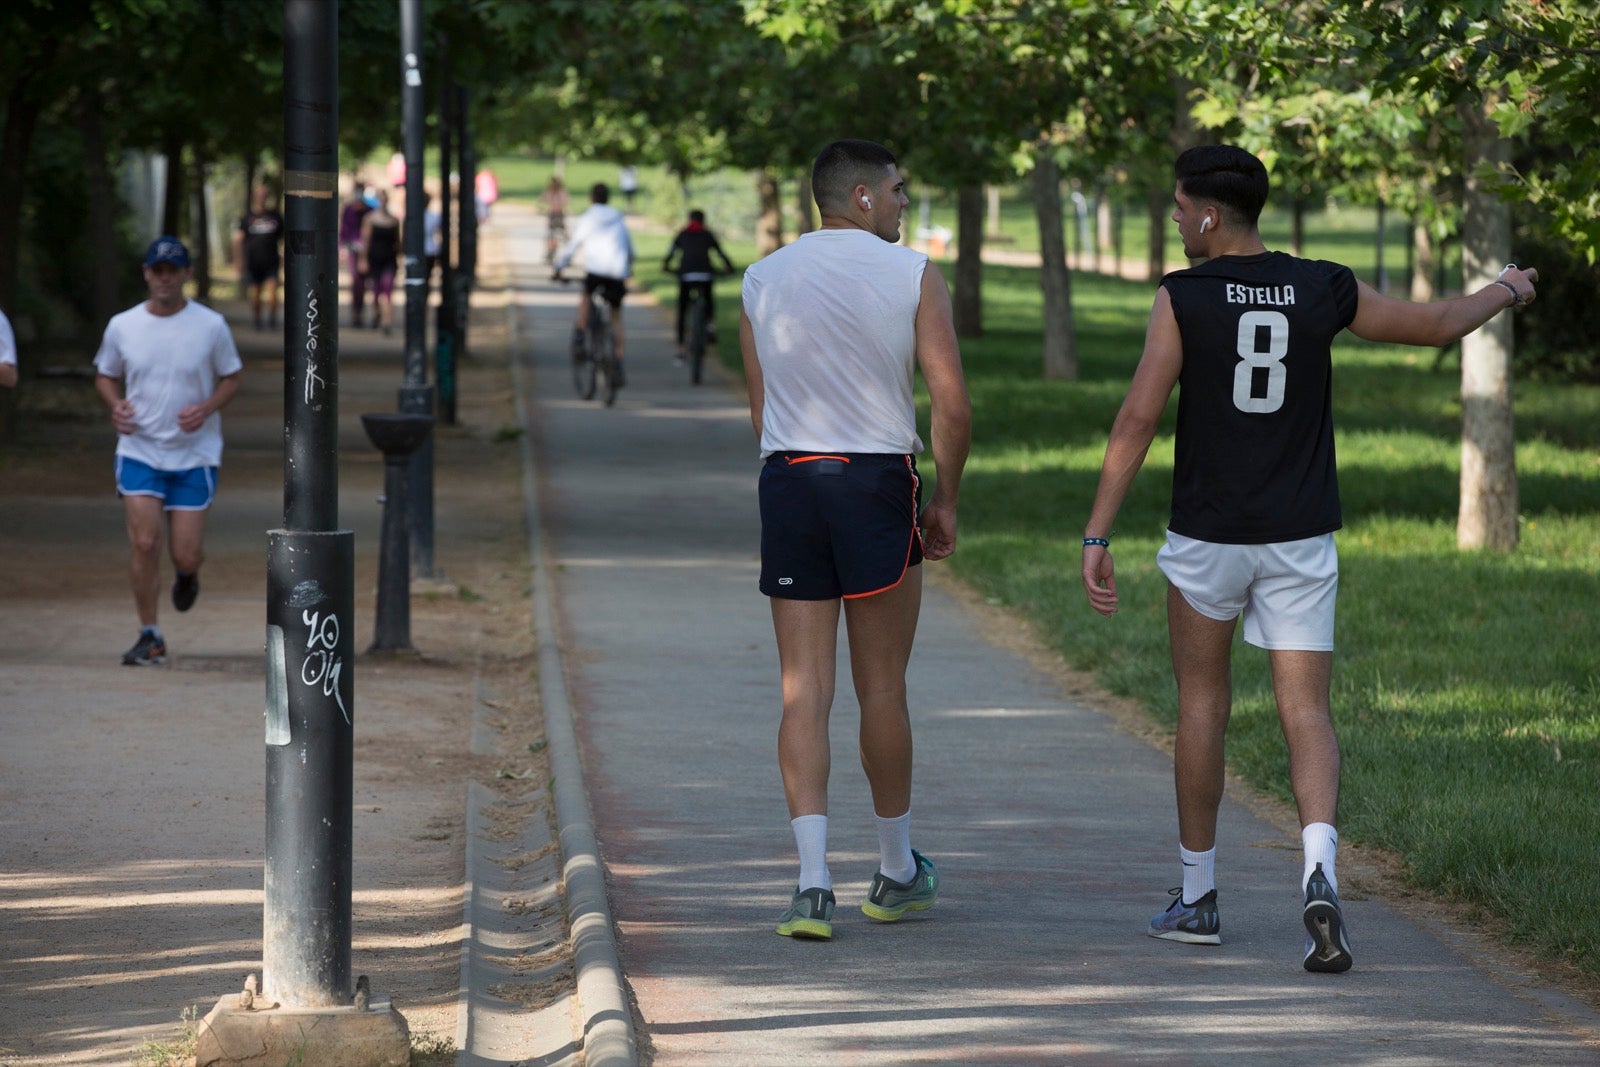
1157 531 1338 651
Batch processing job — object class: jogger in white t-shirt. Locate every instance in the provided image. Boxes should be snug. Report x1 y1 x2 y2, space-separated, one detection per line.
93 236 243 667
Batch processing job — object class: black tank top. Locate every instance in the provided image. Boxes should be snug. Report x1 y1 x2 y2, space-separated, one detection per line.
365 218 399 271
1162 251 1358 544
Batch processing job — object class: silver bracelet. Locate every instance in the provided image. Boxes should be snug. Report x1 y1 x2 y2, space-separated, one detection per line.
1492 278 1523 308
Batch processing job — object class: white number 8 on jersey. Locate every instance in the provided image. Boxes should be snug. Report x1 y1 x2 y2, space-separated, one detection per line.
1233 310 1289 414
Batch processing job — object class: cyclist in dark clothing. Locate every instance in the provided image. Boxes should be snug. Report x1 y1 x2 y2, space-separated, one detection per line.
663 210 736 361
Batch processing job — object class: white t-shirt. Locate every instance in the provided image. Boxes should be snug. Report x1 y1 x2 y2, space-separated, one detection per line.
0 309 15 369
94 301 243 470
554 203 634 281
741 228 928 457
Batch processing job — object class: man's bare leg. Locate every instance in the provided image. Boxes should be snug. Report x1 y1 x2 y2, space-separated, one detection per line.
1166 583 1237 853
770 597 841 818
124 496 165 628
842 567 922 817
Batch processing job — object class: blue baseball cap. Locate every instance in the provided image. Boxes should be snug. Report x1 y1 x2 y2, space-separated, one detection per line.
143 236 191 268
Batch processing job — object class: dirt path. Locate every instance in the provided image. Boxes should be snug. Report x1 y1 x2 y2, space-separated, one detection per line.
0 239 573 1064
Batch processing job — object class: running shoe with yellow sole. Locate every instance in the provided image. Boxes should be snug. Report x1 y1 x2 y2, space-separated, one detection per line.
861 851 938 922
776 886 835 940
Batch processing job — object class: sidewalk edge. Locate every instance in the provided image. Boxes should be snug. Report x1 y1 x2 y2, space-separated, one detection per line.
508 299 639 1067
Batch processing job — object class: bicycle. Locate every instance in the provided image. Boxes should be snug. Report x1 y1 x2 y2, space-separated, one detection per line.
554 271 620 407
670 268 733 386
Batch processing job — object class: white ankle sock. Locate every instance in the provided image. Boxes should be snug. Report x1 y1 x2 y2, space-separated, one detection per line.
874 810 915 884
791 814 830 891
1302 822 1338 893
1180 843 1215 903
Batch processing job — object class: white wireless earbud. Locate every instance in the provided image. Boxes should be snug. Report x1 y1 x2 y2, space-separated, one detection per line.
1199 216 1212 233
861 196 872 209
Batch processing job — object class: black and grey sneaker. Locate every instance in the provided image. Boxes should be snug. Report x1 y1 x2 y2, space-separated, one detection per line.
1149 887 1221 944
172 571 200 612
121 630 167 667
1303 863 1353 972
776 886 835 940
861 850 938 922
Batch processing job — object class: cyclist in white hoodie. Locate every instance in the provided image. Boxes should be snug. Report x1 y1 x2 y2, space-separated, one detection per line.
554 182 635 385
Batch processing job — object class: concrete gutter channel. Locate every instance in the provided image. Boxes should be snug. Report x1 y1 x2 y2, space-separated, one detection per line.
449 222 636 1066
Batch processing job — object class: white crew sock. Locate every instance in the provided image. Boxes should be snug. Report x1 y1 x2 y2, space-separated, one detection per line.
791 814 831 892
1302 822 1338 894
874 810 915 884
1181 843 1216 903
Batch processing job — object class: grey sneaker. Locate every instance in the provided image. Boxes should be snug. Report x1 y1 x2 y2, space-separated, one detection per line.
1302 863 1353 972
121 630 167 667
1149 887 1221 945
776 886 835 940
861 850 938 922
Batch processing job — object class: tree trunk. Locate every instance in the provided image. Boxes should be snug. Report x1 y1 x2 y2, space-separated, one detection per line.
754 169 783 257
953 185 984 339
1375 196 1388 292
1456 93 1519 552
794 171 815 236
1146 183 1168 280
0 73 44 442
80 90 120 336
0 74 44 315
1111 195 1124 279
1094 182 1111 274
1410 214 1436 301
1032 156 1076 380
161 132 186 240
1291 198 1307 257
192 153 212 304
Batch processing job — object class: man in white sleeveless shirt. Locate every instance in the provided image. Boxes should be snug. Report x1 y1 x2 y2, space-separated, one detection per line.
740 139 971 940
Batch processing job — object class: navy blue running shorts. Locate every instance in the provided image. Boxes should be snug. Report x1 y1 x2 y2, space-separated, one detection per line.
758 452 924 600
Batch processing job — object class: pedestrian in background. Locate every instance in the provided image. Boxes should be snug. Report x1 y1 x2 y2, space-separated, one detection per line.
233 183 284 331
93 237 243 667
0 306 17 389
340 179 373 327
739 138 971 940
358 189 401 335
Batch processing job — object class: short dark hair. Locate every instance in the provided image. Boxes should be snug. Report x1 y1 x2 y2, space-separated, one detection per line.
812 139 897 214
591 182 610 204
689 209 705 224
1174 145 1269 227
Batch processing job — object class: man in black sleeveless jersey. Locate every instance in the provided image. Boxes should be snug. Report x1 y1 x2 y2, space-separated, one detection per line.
1081 144 1538 972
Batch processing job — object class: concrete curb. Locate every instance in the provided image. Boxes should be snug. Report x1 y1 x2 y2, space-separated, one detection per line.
507 298 638 1067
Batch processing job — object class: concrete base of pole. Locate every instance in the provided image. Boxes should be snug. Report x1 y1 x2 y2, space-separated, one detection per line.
193 990 409 1067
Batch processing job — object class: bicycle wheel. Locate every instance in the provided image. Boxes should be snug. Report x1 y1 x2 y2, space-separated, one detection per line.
687 294 707 385
594 304 619 407
574 311 599 399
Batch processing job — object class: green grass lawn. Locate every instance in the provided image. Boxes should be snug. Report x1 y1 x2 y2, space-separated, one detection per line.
495 160 1600 981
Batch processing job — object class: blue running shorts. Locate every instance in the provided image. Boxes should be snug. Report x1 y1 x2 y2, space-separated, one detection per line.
116 455 218 511
759 452 923 600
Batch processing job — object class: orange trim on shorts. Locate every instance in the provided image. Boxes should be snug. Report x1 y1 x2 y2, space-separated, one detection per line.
785 454 852 465
843 456 921 600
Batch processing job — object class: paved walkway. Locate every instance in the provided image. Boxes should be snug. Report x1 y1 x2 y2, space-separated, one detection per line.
498 201 1600 1065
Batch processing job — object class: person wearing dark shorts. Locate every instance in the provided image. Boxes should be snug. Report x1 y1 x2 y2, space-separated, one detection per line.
554 183 634 386
233 184 284 330
740 139 971 941
1081 144 1539 973
759 453 923 600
